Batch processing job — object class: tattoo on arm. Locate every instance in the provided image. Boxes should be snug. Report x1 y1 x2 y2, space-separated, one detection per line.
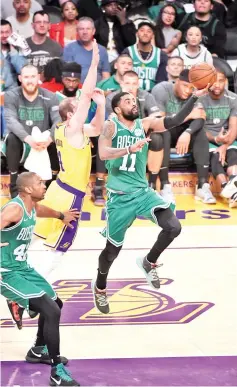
101 120 115 140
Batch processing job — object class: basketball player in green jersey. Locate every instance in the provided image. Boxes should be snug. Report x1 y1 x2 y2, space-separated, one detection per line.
0 172 81 386
92 89 207 314
126 21 168 91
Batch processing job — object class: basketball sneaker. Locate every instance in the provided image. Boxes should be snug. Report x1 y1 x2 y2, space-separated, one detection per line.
91 186 105 207
160 184 176 204
229 191 237 208
221 176 237 199
50 363 80 386
195 183 216 204
136 256 162 289
91 280 109 314
7 300 24 330
26 345 68 365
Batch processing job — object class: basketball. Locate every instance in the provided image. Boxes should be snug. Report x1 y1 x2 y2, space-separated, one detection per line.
188 63 217 89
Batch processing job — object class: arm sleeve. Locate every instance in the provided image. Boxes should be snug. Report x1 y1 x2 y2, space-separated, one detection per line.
4 91 29 141
164 95 198 130
185 119 205 135
155 51 168 84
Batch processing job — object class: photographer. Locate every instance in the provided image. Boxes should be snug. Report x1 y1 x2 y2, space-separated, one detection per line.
94 0 136 63
0 19 30 91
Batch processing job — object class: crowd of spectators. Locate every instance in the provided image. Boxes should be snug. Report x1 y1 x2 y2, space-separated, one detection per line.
1 0 237 207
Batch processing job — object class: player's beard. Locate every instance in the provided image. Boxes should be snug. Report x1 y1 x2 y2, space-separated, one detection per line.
22 84 38 96
123 111 139 121
63 88 78 97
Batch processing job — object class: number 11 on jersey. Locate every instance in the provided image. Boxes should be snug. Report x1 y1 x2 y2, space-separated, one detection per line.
119 154 136 172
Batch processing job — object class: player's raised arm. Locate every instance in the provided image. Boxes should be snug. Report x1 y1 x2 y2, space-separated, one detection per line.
143 88 207 133
99 120 150 160
83 89 106 137
66 40 100 136
0 204 23 230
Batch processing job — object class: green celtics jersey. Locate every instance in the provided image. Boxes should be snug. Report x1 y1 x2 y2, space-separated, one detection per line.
1 196 36 271
128 44 160 91
106 117 148 194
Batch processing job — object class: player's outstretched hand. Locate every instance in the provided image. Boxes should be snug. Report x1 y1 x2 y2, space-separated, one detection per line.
130 138 151 153
62 209 80 229
92 39 100 67
92 88 105 105
192 83 210 97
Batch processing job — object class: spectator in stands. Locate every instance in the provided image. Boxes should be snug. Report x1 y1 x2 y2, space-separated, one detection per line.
2 0 42 20
124 21 168 91
177 0 226 58
63 17 110 82
49 1 79 48
166 56 184 82
77 0 102 21
97 53 133 95
0 20 28 91
226 0 237 28
154 5 182 55
148 0 184 22
41 58 64 92
106 70 163 189
26 11 62 77
152 69 216 204
3 64 60 198
94 0 136 63
172 26 213 69
200 68 237 208
6 0 34 38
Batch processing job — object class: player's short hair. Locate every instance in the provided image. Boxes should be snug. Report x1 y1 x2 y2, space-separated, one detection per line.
33 11 50 22
20 64 39 75
116 53 132 62
1 19 12 28
167 56 184 64
59 97 75 121
214 67 227 78
16 172 37 192
123 70 138 79
111 91 130 112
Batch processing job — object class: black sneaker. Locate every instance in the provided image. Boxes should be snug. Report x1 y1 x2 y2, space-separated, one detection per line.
50 363 80 386
91 280 109 314
26 345 68 365
91 186 105 207
7 300 24 329
136 256 163 289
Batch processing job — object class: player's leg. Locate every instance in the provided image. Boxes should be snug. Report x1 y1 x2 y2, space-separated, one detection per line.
29 295 80 386
192 129 216 203
220 147 237 206
92 192 136 314
136 188 181 288
147 132 164 190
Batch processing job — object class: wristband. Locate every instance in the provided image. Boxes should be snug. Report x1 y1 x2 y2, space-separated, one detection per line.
58 212 65 220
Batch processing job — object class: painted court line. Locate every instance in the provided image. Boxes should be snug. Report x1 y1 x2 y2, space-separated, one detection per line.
31 246 237 252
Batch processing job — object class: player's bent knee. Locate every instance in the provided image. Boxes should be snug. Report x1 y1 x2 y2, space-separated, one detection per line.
227 148 237 166
149 133 164 152
166 215 182 238
29 294 61 321
106 241 122 262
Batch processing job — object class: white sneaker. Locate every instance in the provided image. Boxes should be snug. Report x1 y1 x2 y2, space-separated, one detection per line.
195 183 216 204
220 176 237 199
229 192 237 208
160 184 176 204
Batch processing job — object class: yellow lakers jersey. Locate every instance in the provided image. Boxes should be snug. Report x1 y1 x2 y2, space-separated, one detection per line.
55 123 91 192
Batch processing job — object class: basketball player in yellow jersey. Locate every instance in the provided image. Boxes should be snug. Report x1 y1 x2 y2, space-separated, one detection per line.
34 40 106 274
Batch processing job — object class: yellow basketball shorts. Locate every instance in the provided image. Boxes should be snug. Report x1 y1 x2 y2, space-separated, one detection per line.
34 179 85 253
